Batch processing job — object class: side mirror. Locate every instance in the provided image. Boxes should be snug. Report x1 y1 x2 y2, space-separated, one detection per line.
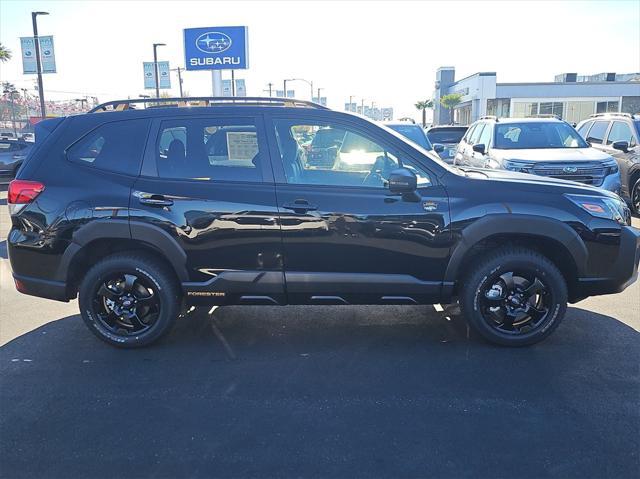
472 143 486 155
388 167 417 194
612 140 629 153
433 143 445 153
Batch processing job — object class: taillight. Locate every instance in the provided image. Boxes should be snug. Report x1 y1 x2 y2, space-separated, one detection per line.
8 180 44 214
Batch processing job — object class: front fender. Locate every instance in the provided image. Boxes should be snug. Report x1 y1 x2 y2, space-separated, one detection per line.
443 214 589 284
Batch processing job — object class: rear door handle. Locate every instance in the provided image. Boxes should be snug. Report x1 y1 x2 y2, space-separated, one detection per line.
282 200 318 213
135 191 174 207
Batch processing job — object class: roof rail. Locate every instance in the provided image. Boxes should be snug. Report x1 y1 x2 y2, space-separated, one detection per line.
529 114 562 119
589 112 638 119
480 115 498 121
89 96 330 113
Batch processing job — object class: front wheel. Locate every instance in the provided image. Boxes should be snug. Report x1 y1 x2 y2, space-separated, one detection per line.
460 247 567 346
78 253 180 348
631 178 640 215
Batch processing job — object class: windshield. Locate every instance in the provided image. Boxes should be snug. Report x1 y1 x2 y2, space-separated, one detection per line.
386 124 433 150
494 122 588 149
427 127 467 144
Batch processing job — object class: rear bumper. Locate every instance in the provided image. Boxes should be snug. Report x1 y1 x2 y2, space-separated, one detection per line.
12 274 71 302
572 225 640 300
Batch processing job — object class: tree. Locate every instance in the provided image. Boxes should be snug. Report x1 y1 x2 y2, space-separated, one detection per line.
415 99 434 128
440 93 463 124
0 43 11 63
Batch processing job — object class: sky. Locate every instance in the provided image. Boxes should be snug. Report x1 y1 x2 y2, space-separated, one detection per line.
1 0 639 120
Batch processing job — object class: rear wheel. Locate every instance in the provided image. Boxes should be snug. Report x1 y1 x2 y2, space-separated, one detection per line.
78 253 180 348
460 247 567 346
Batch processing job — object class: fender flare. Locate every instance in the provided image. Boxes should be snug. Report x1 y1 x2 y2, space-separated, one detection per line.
57 219 189 282
443 214 588 284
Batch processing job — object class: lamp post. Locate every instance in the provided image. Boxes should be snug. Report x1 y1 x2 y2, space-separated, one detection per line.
32 11 49 118
152 43 166 99
285 78 313 100
3 88 19 136
283 79 288 98
171 67 184 98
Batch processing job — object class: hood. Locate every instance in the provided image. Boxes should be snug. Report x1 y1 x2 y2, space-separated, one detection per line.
459 166 618 198
492 147 612 163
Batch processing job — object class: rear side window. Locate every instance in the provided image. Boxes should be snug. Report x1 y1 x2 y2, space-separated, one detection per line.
155 118 263 182
585 121 609 144
67 119 149 176
606 121 636 147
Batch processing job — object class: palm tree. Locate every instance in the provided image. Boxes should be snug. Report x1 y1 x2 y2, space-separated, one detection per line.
0 43 12 63
440 93 463 125
415 99 434 128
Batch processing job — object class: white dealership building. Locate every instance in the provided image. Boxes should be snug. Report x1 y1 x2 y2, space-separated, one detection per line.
433 67 640 126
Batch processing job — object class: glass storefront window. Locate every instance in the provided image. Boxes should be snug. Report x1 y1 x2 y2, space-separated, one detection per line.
596 101 619 113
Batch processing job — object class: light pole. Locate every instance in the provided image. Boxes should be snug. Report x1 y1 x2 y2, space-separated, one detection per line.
285 78 313 100
32 11 49 118
349 95 355 112
283 79 288 98
171 67 184 98
152 43 166 99
21 88 30 118
264 82 274 97
316 87 323 104
3 88 18 136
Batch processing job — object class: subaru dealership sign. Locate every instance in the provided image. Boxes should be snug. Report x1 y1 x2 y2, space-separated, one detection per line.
184 26 248 70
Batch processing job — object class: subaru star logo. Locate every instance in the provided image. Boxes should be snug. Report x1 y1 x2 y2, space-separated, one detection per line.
563 166 578 173
196 32 232 54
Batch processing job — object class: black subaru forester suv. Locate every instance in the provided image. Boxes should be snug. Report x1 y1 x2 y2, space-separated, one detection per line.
8 97 640 348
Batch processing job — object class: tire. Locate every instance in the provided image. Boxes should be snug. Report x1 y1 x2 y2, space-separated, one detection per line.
459 247 567 347
631 178 640 215
78 252 180 348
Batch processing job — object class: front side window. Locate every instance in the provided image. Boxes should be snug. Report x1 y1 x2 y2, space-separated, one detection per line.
478 123 492 146
606 121 635 146
155 118 263 182
494 122 588 149
273 120 431 188
468 123 485 144
576 120 593 138
585 121 609 145
67 119 149 176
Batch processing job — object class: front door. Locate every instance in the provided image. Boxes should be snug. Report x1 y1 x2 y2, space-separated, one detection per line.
267 114 451 305
131 113 285 305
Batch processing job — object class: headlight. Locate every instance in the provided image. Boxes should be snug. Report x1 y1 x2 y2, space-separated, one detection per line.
602 159 619 175
565 194 630 225
503 160 535 173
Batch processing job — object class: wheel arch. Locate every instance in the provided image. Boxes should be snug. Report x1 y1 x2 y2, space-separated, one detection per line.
445 214 588 298
59 219 188 297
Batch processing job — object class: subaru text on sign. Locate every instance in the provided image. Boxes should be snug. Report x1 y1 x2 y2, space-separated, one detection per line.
183 26 249 70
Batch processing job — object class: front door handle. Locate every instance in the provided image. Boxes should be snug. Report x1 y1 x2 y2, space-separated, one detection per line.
135 191 174 207
282 200 318 213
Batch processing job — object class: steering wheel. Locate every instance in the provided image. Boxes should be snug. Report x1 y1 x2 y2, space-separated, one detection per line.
363 154 396 187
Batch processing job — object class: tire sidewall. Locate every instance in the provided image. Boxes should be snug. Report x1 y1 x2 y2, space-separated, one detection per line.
79 257 178 348
464 254 567 346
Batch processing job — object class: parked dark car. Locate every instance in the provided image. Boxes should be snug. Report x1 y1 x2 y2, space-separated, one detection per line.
7 97 639 349
576 113 640 214
426 125 468 163
0 140 33 183
454 117 622 193
385 122 435 151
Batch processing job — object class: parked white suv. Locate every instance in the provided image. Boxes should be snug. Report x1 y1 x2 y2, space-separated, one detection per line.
454 117 622 193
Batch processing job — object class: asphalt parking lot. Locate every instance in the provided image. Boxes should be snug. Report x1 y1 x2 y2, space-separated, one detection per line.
1 186 639 479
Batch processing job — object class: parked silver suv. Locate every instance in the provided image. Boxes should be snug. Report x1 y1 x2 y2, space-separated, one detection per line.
454 117 621 193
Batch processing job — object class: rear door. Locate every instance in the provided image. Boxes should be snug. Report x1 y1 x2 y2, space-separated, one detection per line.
265 112 451 305
132 112 285 305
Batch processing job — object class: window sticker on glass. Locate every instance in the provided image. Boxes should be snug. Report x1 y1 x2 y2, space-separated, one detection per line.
226 131 258 162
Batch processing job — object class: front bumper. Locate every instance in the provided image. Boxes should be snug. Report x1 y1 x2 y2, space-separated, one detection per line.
573 225 640 300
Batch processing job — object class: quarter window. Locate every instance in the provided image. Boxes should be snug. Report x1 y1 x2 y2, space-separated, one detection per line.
576 120 593 138
67 119 149 176
585 121 609 144
155 118 263 182
606 121 635 147
273 120 431 188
